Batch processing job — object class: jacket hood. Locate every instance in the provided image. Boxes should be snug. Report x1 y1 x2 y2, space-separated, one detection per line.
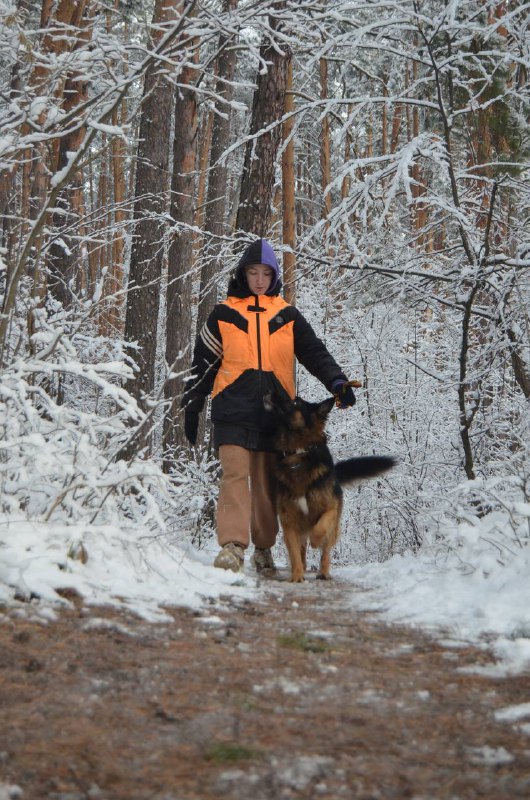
229 238 281 297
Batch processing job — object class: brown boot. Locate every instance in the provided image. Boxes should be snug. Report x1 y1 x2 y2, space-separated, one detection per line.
251 547 276 574
213 542 245 573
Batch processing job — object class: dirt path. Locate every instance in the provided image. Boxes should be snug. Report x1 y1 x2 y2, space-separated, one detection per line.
1 574 530 800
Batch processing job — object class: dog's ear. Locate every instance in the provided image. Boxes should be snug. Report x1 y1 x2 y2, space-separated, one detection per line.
316 396 335 418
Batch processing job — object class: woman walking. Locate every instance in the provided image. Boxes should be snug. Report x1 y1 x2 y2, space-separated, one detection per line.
182 238 355 573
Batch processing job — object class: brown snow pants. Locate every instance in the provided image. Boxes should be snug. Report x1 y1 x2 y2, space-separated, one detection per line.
216 445 278 549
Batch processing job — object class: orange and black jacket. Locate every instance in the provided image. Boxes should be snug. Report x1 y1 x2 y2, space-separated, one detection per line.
182 277 347 450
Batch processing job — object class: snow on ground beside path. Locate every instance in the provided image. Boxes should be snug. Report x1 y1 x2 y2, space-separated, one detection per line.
337 512 530 676
2 505 530 681
0 516 256 622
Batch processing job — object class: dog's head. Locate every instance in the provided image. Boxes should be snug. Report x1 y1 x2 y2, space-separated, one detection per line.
264 392 335 444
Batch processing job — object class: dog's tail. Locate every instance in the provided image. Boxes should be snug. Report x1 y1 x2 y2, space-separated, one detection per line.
335 455 396 485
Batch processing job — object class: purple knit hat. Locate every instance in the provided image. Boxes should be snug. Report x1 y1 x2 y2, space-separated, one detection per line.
236 239 280 293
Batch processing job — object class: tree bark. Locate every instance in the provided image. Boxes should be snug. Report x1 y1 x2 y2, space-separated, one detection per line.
16 0 90 306
282 57 296 305
196 0 239 340
194 106 214 237
99 5 128 336
236 7 290 235
507 328 530 399
319 55 332 227
390 102 403 154
0 0 31 259
163 55 199 464
124 0 179 413
47 8 92 307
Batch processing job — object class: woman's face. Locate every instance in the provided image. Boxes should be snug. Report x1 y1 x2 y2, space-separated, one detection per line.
245 264 274 295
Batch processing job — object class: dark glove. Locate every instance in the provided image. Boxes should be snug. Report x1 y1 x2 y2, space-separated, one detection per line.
184 410 199 445
332 380 356 409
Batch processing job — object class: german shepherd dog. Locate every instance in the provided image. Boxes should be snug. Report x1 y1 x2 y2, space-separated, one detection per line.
264 393 396 582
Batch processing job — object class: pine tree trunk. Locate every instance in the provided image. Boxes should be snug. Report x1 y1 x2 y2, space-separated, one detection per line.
194 106 214 239
124 0 179 414
0 0 31 261
163 55 199 464
16 0 90 307
236 7 290 235
282 57 296 305
104 97 127 334
195 0 239 342
99 6 128 336
47 50 92 305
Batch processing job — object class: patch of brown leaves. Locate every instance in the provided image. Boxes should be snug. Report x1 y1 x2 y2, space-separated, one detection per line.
1 577 530 799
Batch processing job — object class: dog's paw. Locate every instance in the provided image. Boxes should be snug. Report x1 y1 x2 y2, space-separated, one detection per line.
316 573 331 580
290 573 305 583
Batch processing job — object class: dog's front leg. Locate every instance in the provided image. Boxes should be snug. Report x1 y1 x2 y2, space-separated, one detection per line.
283 526 305 582
309 508 339 549
301 538 307 572
317 543 332 580
311 508 340 580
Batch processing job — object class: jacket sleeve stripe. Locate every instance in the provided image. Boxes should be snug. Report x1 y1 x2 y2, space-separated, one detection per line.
200 322 223 358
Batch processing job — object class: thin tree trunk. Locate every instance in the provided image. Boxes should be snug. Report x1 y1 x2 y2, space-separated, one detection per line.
85 153 97 294
410 41 426 246
102 96 127 334
319 55 332 228
94 134 109 295
163 55 199 465
390 102 403 154
282 57 296 306
458 287 479 480
381 79 388 156
194 106 214 238
98 4 128 335
341 105 353 202
507 328 530 399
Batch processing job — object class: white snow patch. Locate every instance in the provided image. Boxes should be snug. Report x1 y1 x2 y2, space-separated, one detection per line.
81 618 137 637
0 786 23 800
337 508 530 676
273 755 335 790
0 517 257 621
466 746 514 766
494 702 530 724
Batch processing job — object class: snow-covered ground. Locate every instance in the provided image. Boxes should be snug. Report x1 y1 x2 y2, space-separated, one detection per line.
0 517 255 623
338 510 530 677
2 506 530 678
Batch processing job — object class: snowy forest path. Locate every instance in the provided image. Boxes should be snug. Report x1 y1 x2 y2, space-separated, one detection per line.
1 576 530 800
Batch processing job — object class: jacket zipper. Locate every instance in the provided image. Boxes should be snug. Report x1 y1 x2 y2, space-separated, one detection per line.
254 294 263 409
254 294 263 373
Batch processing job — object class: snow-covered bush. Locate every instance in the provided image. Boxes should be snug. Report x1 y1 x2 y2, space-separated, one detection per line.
0 315 170 527
0 307 252 612
165 448 220 550
433 468 530 574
